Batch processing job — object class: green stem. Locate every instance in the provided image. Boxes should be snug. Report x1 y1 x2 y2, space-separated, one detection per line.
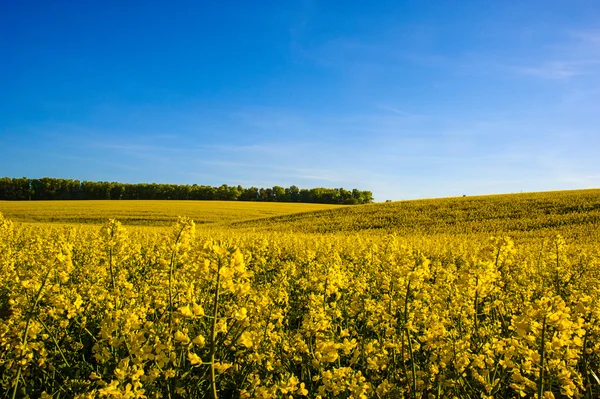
210 256 222 399
538 315 547 399
474 276 479 340
108 222 117 310
406 327 417 399
403 280 416 399
12 268 52 399
35 314 70 367
168 225 185 328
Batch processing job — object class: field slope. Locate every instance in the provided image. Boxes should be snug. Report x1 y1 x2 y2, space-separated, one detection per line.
229 188 600 237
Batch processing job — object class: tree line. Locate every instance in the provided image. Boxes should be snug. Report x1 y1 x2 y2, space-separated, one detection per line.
0 177 374 204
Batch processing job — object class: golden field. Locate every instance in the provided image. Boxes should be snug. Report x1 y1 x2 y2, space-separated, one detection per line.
1 190 600 398
0 200 341 226
229 189 600 238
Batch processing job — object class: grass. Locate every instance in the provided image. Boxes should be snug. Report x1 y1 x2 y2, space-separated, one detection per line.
0 200 341 226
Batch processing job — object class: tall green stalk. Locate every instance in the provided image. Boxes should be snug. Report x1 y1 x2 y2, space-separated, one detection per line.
537 315 547 399
168 226 185 328
209 256 223 399
12 268 51 399
403 280 417 399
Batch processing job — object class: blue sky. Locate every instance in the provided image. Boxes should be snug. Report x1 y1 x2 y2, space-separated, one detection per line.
1 0 599 201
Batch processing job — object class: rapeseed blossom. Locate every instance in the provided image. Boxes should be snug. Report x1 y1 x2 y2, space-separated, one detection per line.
0 211 599 398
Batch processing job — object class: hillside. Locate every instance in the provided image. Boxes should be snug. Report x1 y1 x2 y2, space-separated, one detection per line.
3 189 599 237
228 188 600 237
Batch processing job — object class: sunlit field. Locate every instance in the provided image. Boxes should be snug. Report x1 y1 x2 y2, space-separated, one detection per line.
2 189 600 398
229 189 600 238
0 200 341 226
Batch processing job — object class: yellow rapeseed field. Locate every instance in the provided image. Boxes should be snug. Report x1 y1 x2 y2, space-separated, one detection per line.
0 200 341 226
1 190 600 398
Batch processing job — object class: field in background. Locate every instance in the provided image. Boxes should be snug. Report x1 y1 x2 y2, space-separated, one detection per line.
0 200 341 226
2 189 600 398
4 189 599 236
230 188 600 239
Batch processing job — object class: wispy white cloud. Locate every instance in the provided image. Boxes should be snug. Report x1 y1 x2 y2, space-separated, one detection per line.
193 160 262 168
504 29 600 80
44 153 142 173
569 30 600 45
101 144 188 152
230 109 308 130
510 60 600 79
375 104 428 120
291 17 600 85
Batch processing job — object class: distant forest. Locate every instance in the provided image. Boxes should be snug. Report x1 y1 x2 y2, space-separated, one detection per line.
0 177 374 204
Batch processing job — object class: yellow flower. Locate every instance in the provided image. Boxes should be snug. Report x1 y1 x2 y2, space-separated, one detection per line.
237 331 253 348
298 383 309 396
219 266 234 278
178 305 194 318
192 334 206 347
192 303 205 317
174 330 190 345
234 307 248 321
214 362 232 373
188 352 202 365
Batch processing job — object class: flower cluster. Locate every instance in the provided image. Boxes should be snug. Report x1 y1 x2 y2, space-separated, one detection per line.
1 211 599 398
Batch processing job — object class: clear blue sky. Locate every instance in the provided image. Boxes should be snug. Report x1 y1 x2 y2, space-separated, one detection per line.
1 1 599 200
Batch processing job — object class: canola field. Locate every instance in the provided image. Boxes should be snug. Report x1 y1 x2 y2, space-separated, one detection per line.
1 189 600 398
0 200 340 226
